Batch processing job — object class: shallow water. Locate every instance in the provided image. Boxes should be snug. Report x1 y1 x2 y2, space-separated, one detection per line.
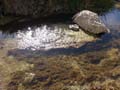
0 7 120 90
0 8 120 57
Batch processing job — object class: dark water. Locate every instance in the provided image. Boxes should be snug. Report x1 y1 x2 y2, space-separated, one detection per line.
101 8 120 28
0 8 120 57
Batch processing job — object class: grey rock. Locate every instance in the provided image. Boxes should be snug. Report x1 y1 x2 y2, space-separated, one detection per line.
73 10 110 35
69 24 79 31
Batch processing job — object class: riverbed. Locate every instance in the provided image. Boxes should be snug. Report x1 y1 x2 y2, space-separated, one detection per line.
0 7 120 90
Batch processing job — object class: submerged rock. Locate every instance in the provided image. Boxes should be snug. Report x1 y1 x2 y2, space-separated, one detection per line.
73 10 110 35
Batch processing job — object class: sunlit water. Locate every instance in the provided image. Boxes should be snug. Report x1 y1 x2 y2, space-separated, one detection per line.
0 24 95 51
18 24 97 51
0 8 120 56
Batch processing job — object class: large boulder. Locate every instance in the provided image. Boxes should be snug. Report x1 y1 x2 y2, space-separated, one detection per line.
73 10 110 35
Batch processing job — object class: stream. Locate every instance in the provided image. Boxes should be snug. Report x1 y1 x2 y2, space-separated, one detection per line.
0 6 120 90
0 8 120 57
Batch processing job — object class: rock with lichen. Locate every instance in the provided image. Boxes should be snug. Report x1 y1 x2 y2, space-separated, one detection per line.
73 10 110 35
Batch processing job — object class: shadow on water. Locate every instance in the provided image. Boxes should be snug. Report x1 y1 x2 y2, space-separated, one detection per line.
0 14 74 34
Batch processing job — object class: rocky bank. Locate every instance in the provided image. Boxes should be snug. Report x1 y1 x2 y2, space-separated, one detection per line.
0 0 114 17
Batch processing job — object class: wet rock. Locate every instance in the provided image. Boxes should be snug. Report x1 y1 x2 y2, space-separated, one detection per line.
69 24 79 31
73 10 110 35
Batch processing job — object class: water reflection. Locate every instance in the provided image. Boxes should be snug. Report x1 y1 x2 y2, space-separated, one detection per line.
101 8 120 31
15 24 95 51
0 31 15 39
0 8 120 56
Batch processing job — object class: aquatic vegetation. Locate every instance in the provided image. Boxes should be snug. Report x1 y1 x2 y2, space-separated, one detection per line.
0 1 119 90
0 57 33 90
6 48 120 90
